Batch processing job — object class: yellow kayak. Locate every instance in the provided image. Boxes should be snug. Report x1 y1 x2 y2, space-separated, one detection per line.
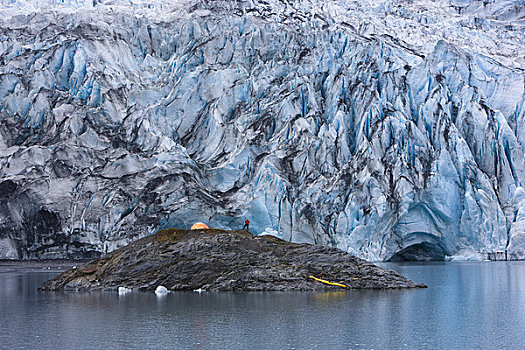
309 275 347 288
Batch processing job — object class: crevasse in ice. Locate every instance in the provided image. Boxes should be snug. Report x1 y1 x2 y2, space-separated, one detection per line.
0 0 524 261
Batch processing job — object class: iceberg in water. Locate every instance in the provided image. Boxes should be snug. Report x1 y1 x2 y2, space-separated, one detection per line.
155 286 169 295
118 286 132 295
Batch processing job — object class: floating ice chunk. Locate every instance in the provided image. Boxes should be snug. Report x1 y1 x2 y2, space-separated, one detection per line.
155 285 169 295
118 286 132 295
445 250 484 261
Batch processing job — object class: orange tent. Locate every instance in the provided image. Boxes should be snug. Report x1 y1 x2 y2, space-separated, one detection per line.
190 222 209 230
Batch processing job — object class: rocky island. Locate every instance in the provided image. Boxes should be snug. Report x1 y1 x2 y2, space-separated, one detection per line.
40 228 426 292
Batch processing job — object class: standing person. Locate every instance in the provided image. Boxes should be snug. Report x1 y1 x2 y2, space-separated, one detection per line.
243 219 250 230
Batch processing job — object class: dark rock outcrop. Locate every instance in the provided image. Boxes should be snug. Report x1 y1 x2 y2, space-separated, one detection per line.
40 228 426 292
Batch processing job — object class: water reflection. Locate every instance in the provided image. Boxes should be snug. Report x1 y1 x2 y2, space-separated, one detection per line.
1 262 525 349
312 291 347 303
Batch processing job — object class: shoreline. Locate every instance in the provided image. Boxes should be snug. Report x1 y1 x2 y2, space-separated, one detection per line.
0 259 92 273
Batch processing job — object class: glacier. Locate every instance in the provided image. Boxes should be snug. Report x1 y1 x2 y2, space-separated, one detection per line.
0 0 524 261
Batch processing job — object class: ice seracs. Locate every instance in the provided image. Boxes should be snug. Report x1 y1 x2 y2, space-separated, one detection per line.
0 0 524 261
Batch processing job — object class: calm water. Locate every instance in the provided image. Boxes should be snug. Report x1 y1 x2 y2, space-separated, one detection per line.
1 262 524 350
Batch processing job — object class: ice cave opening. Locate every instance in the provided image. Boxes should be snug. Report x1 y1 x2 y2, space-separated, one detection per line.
388 242 446 261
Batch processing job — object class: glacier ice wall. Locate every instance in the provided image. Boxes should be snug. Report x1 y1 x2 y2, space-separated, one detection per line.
0 0 524 260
